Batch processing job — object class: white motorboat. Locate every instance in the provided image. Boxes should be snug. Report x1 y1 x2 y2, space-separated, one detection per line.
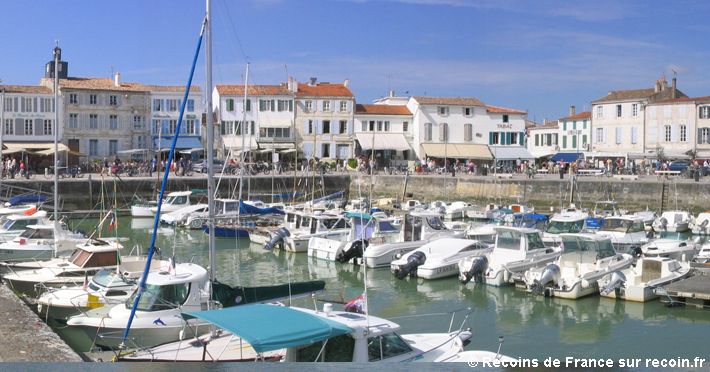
640 238 696 261
595 216 648 251
401 199 423 211
183 198 242 229
307 212 400 262
0 203 39 217
0 224 85 263
598 257 691 302
362 211 464 268
255 210 351 253
443 201 476 221
464 224 498 244
147 191 194 215
159 203 208 226
542 210 588 246
344 197 369 212
690 212 710 235
66 262 212 350
631 209 656 232
2 238 125 297
130 201 157 217
652 211 691 233
694 243 710 264
522 233 634 299
120 303 510 363
459 227 562 286
466 203 499 221
0 210 49 243
391 238 491 280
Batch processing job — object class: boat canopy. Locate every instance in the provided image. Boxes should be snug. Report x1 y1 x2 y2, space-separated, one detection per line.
8 195 46 206
240 200 284 215
549 152 583 162
187 304 352 353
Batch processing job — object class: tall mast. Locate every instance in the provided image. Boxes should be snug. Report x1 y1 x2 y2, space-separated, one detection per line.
237 63 249 223
206 0 216 283
53 43 60 245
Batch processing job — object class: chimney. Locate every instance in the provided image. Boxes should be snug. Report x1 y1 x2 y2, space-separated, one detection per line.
309 77 317 86
672 75 677 99
569 105 576 117
389 90 395 98
114 72 121 87
343 79 349 87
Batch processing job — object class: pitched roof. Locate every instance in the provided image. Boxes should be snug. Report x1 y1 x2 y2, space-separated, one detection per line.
40 77 200 93
0 85 52 94
649 95 710 105
592 86 686 104
412 96 485 106
560 111 591 121
486 104 526 114
295 82 353 98
215 84 292 96
528 123 558 130
355 104 412 116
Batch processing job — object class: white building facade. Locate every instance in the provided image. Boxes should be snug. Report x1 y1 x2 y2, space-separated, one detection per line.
558 110 592 153
150 87 203 154
645 99 696 157
0 85 61 149
353 104 414 165
527 124 559 158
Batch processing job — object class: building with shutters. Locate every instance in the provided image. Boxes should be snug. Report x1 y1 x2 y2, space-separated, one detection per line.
527 121 559 159
353 102 414 167
149 87 203 156
0 85 63 155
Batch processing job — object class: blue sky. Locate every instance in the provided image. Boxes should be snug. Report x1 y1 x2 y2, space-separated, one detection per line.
2 0 710 121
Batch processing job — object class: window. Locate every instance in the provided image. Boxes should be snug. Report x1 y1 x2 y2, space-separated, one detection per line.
38 98 53 113
631 127 638 144
403 121 409 132
562 136 567 149
503 114 509 123
306 120 314 135
680 125 687 142
43 119 52 135
322 100 331 112
616 104 622 117
339 101 348 112
464 123 473 142
69 114 78 129
664 125 671 142
583 120 588 129
152 99 162 111
89 139 98 156
596 106 603 119
322 120 331 134
109 115 118 130
187 99 195 112
322 143 330 158
438 106 448 116
464 107 472 116
361 121 367 132
615 127 622 144
573 121 577 130
259 99 274 111
368 121 375 131
510 132 518 145
377 121 383 131
89 94 98 105
572 135 577 149
699 128 710 144
595 128 604 143
109 140 118 155
700 106 710 119
126 283 190 311
563 122 567 131
169 119 177 134
69 93 78 104
535 134 539 146
24 119 33 135
490 132 500 145
133 116 143 129
439 123 448 141
109 95 118 106
304 100 312 112
88 114 98 129
424 123 432 141
277 100 290 112
167 99 178 111
4 119 13 135
632 103 639 117
339 120 347 134
367 334 413 361
226 98 234 112
186 119 195 134
582 134 588 145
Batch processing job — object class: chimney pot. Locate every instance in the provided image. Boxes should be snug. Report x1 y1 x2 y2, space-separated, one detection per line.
569 105 576 116
343 79 349 87
389 90 395 98
114 72 120 87
309 77 317 86
672 76 677 99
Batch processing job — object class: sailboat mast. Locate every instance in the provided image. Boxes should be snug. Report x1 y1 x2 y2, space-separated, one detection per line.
206 0 216 283
53 43 60 243
237 63 249 223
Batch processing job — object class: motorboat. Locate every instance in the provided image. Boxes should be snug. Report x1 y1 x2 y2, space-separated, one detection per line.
147 191 194 215
509 212 548 230
401 199 424 211
443 201 476 221
459 227 562 286
0 210 49 243
691 212 710 235
0 224 85 263
631 209 656 232
464 224 498 244
344 198 369 212
521 233 634 299
0 203 40 217
640 238 696 261
362 211 464 268
159 204 208 226
652 211 691 233
118 303 512 363
542 210 587 246
694 243 710 264
595 216 648 251
256 211 351 253
130 200 157 217
307 212 400 262
183 198 250 229
598 257 691 302
391 238 491 280
2 238 126 297
585 200 622 230
466 203 499 221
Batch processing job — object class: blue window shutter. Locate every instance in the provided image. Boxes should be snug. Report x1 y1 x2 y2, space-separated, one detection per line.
489 132 494 145
520 132 525 146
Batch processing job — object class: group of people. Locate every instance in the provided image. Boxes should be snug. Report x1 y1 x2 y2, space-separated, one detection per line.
0 157 29 179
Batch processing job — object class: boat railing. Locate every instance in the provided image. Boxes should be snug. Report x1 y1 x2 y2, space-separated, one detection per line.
387 306 473 333
398 307 475 361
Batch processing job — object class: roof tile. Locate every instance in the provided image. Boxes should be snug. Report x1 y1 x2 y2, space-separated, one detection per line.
295 82 353 97
412 96 485 106
215 84 292 96
0 85 53 94
486 104 526 114
355 104 412 115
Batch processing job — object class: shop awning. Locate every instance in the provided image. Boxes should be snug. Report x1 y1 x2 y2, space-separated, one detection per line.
258 142 295 151
3 142 69 153
223 136 257 151
531 150 556 159
117 149 149 155
420 143 492 160
356 133 412 151
489 146 534 161
154 136 203 150
550 152 583 162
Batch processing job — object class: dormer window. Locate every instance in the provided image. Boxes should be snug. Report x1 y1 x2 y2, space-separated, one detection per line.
464 107 472 116
438 106 448 116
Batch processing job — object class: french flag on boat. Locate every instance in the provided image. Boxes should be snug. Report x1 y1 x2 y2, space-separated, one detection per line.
344 293 367 314
167 255 176 274
108 212 117 232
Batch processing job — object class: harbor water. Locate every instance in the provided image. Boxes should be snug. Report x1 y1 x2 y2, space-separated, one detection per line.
53 217 710 361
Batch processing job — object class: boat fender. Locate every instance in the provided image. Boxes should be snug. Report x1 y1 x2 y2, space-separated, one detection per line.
393 251 426 280
459 256 488 285
600 271 626 295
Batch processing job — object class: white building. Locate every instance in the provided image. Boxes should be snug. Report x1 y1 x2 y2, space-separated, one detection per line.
353 103 413 166
527 122 559 159
0 85 62 155
558 109 592 153
294 78 355 160
696 97 710 158
645 97 696 158
213 84 294 159
150 87 202 155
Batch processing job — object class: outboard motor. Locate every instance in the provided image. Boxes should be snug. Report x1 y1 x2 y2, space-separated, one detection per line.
658 217 668 231
459 256 489 285
629 246 643 259
393 251 426 280
600 270 627 296
263 227 290 250
336 240 367 264
530 263 560 295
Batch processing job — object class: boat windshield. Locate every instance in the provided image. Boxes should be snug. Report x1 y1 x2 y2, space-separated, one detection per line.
19 228 53 240
125 282 191 311
426 217 446 230
378 220 398 232
322 218 350 230
91 269 131 288
546 219 584 234
526 233 546 250
562 237 616 259
165 195 188 205
496 230 522 250
601 219 644 233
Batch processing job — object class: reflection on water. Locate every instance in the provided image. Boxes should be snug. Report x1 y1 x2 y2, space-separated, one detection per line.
53 217 710 359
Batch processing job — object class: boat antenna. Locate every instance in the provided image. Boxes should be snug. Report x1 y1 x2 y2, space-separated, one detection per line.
121 18 206 348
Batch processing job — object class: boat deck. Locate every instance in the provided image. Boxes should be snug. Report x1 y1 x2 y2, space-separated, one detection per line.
657 266 710 308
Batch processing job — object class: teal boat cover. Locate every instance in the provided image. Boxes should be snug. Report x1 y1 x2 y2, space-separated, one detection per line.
187 304 352 353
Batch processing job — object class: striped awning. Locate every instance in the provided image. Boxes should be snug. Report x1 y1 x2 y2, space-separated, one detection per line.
420 143 493 160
